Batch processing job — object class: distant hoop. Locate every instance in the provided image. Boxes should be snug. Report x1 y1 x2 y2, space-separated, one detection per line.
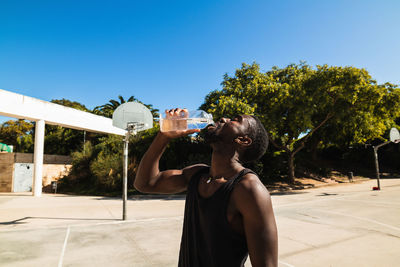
112 102 153 132
389 128 400 143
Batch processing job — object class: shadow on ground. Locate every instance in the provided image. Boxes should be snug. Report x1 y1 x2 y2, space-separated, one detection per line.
0 216 119 225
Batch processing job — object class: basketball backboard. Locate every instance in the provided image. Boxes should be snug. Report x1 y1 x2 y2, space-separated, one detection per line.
390 127 400 143
112 102 153 132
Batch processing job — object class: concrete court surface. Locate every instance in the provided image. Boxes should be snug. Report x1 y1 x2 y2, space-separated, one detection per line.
1 178 400 267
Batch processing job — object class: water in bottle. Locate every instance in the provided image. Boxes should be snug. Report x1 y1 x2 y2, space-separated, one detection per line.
160 110 214 132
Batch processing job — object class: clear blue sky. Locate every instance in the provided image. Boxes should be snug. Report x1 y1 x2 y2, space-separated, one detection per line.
1 0 399 121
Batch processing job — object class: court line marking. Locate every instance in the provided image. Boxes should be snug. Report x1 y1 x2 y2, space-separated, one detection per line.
274 188 398 208
333 199 400 206
274 195 356 208
58 226 70 267
279 259 295 267
68 216 184 229
0 216 184 233
314 209 400 232
275 199 330 208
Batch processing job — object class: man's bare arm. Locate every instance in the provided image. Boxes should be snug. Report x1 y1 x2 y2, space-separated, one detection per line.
134 130 203 194
234 174 278 267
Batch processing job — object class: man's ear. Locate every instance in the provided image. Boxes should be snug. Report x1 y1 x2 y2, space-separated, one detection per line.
234 135 252 146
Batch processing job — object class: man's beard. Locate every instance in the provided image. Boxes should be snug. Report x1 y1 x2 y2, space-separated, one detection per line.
199 125 222 144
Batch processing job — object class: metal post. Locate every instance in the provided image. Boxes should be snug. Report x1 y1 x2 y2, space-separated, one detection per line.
122 131 129 220
373 146 381 190
372 141 391 190
348 172 353 183
83 130 86 155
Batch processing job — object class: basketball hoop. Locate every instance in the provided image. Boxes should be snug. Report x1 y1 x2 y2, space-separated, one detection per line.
372 127 400 191
390 128 400 144
112 102 154 220
112 102 153 132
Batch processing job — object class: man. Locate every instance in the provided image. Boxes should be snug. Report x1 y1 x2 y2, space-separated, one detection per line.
135 108 278 267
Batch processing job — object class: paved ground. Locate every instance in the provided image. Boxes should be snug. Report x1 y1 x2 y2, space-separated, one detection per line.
1 178 400 267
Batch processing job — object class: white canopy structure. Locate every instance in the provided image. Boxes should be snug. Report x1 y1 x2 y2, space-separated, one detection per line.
0 89 126 196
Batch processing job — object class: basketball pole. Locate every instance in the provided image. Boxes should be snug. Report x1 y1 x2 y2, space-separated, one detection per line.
112 102 153 221
372 141 391 190
122 126 136 221
122 123 138 220
122 130 130 221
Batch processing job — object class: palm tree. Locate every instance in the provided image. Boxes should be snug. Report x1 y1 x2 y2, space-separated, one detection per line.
93 95 159 119
93 95 137 118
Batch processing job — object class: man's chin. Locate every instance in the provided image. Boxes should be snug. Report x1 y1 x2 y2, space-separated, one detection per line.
199 128 220 144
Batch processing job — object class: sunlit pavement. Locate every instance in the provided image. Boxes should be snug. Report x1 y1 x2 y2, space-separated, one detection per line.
1 178 399 267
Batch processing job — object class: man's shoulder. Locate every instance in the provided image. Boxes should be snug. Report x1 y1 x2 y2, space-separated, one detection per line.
182 164 209 181
233 171 270 203
239 170 265 190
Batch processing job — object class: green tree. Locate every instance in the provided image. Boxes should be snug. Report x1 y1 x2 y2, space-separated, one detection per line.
201 62 400 183
93 95 159 119
0 119 34 152
308 77 400 148
51 98 90 112
44 126 86 155
43 99 91 155
58 96 162 194
16 134 34 153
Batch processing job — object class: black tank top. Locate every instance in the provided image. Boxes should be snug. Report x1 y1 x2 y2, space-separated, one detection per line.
178 167 255 267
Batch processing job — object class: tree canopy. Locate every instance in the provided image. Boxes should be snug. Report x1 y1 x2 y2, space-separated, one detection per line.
93 95 159 119
51 98 90 112
201 62 400 182
0 119 34 152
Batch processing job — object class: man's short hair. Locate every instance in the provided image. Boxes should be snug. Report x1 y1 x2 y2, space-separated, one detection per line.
240 116 269 163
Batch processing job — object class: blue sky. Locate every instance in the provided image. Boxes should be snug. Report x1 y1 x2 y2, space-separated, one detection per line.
1 0 399 121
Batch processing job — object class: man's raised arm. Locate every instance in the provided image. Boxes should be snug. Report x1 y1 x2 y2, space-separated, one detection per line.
134 109 202 194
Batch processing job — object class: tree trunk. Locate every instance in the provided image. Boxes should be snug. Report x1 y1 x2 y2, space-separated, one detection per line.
311 142 319 162
288 153 295 184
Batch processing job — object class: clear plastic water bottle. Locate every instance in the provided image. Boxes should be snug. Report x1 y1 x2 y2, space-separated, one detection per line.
160 110 214 132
